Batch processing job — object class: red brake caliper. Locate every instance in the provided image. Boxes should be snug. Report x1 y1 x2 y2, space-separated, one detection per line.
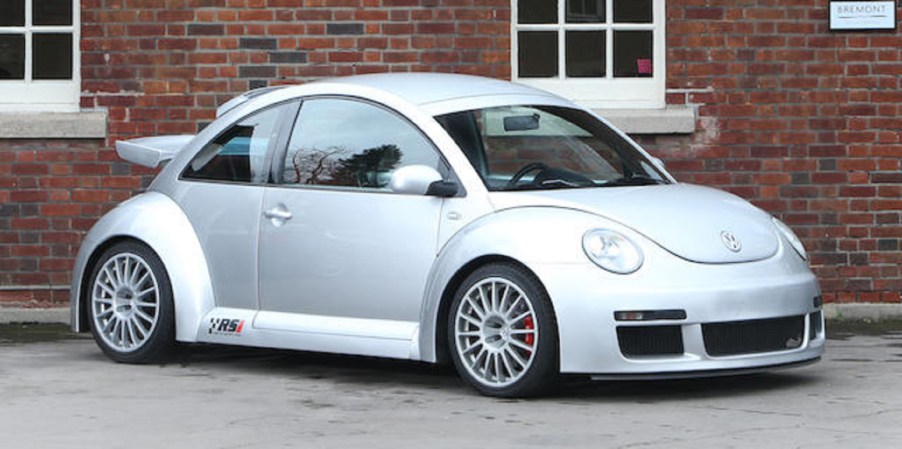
523 315 535 347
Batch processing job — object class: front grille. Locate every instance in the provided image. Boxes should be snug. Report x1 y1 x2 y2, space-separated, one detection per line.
703 315 805 357
617 325 684 357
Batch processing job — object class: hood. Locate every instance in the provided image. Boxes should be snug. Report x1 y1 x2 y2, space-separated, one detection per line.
489 184 779 264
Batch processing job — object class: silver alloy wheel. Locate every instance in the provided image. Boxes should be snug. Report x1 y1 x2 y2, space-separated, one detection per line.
453 277 538 388
91 252 161 353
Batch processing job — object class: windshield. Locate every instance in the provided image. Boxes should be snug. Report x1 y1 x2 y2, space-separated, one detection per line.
435 105 670 191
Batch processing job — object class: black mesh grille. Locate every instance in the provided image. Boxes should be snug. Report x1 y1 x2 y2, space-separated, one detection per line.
617 326 684 357
703 316 805 357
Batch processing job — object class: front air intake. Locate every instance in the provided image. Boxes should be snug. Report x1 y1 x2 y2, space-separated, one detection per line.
703 315 805 357
617 325 684 357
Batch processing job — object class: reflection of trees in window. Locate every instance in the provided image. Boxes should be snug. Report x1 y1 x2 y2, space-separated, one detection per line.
289 146 345 185
289 144 403 188
332 144 402 187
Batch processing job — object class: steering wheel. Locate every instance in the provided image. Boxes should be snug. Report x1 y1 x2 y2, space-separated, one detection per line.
506 162 549 189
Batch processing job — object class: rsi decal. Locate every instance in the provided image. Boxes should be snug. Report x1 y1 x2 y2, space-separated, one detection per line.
208 318 245 336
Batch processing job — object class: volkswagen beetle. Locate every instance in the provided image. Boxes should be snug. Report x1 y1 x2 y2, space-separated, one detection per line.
71 73 823 397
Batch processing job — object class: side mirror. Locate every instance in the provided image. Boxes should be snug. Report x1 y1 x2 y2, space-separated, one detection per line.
389 165 458 197
650 157 666 171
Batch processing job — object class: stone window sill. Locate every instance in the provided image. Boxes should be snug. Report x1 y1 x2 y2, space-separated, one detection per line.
593 105 696 134
0 107 691 139
0 110 108 139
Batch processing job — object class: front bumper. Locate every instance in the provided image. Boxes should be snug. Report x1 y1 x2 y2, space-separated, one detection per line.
588 357 821 381
533 245 824 376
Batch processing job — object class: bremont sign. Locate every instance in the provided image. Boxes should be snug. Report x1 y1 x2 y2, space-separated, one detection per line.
829 1 896 30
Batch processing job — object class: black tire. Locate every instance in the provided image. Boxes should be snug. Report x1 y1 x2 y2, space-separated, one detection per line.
447 263 559 397
86 240 175 364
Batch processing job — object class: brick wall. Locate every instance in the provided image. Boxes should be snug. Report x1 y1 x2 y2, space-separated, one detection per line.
0 0 900 307
80 0 511 138
0 138 134 306
646 0 902 304
2 0 512 307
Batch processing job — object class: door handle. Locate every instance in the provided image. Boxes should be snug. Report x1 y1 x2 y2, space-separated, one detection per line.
264 205 293 224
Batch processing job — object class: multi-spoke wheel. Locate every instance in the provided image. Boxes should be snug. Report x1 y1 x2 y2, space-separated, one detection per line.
87 241 174 363
448 263 558 397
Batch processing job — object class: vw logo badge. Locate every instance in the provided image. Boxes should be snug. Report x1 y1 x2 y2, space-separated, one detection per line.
721 231 742 252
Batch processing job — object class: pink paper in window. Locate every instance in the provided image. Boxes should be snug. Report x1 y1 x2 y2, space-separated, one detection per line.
637 59 652 75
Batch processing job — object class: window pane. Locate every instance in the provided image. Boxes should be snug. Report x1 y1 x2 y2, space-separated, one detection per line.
566 0 604 23
613 30 653 78
0 1 25 26
518 31 558 78
435 105 669 192
33 33 72 79
518 0 557 24
33 0 73 26
614 0 652 23
284 99 440 189
184 105 286 183
0 34 25 79
566 31 605 78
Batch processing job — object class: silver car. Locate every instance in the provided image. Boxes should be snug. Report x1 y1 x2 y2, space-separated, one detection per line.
70 73 823 397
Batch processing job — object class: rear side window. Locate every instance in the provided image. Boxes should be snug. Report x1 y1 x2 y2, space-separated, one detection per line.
182 104 287 183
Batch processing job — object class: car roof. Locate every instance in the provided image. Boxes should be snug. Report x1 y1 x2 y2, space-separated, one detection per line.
215 73 576 126
291 73 560 107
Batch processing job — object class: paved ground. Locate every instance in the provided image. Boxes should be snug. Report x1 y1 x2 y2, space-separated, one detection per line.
1 324 901 448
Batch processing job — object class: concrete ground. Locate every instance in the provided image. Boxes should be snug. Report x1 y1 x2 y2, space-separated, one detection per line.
0 323 900 448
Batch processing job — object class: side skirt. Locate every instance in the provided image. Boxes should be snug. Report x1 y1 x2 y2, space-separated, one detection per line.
194 308 422 360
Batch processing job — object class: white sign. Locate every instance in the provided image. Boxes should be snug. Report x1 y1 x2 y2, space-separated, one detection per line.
829 1 896 30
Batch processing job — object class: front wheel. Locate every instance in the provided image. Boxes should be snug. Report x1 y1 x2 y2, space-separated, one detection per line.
86 241 175 363
448 263 559 397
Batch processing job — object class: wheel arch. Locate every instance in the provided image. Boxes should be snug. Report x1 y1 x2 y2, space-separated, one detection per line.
425 254 560 366
75 235 138 335
418 207 602 364
70 192 215 342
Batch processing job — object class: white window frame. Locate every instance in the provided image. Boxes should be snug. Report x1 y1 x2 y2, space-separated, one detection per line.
512 0 665 109
0 0 80 112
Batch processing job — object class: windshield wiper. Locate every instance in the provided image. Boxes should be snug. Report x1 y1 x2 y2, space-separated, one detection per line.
506 178 595 191
541 179 589 188
601 175 666 187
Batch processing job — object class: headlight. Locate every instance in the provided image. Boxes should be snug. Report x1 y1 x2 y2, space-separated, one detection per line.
582 229 644 274
773 217 807 260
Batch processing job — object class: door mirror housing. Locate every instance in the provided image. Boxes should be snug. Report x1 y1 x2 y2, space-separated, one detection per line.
650 157 666 171
425 180 459 197
389 165 457 197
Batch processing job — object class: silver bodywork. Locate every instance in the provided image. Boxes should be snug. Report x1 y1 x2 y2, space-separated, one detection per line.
72 73 823 376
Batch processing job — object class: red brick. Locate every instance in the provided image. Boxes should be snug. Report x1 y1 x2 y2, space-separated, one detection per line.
40 204 81 217
0 1 895 308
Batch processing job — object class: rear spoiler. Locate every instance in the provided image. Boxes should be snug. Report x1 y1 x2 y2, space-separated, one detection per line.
115 135 194 168
115 86 290 168
216 85 289 118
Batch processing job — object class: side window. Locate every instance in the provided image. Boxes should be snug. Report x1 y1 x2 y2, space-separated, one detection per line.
183 104 287 183
282 98 441 189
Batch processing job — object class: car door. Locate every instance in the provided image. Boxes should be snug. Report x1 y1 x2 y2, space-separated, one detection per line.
257 97 448 324
176 102 296 310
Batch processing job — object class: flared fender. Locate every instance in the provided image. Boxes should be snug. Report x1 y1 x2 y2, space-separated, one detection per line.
70 192 215 342
417 207 615 362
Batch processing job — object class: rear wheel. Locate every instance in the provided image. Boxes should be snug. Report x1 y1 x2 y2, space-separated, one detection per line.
448 263 559 397
86 241 175 363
